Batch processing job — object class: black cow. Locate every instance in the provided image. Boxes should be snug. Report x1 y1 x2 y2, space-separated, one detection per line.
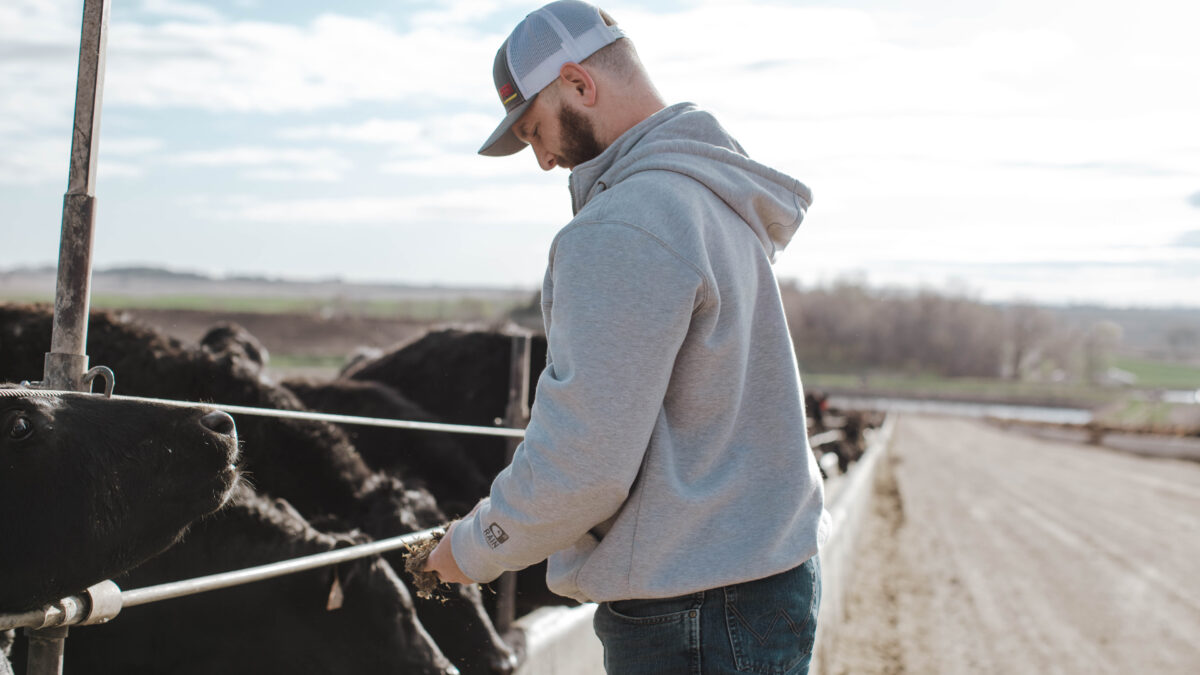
0 387 239 673
0 387 240 611
805 391 828 433
200 321 271 375
0 305 367 521
0 304 515 675
342 327 547 482
282 377 491 518
339 328 567 618
9 486 458 675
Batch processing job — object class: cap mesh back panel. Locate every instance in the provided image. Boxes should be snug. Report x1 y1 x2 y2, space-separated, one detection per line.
557 3 601 39
510 14 563 82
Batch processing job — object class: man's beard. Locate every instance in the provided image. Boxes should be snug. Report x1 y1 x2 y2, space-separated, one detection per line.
558 104 604 169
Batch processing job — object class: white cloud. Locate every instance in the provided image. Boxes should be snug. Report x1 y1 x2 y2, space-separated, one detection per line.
0 7 79 125
280 112 497 147
103 14 498 113
3 0 1199 306
609 0 1199 304
0 138 70 184
629 5 1077 124
407 0 528 30
171 146 353 181
0 2 99 186
241 167 343 182
966 27 1076 75
139 0 224 24
280 119 424 144
380 155 521 178
173 146 323 166
96 160 145 179
278 112 513 173
223 182 566 226
101 137 166 156
0 0 78 46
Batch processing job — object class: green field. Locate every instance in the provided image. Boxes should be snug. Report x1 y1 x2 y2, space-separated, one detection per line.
803 356 1200 406
269 354 349 370
4 292 527 322
1113 356 1200 390
1100 399 1178 427
801 371 1124 407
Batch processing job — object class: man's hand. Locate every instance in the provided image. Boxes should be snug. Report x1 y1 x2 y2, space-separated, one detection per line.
424 520 474 585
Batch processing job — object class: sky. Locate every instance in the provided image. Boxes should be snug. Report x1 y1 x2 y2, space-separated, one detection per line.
1 0 1198 308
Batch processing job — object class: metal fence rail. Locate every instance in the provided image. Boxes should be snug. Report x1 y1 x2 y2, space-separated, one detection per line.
1 527 443 632
1 387 520 630
5 365 530 670
122 526 442 608
1 385 513 634
3 380 526 671
16 390 528 438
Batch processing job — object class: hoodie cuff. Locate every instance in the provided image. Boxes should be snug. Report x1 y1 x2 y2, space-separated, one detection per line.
450 499 508 584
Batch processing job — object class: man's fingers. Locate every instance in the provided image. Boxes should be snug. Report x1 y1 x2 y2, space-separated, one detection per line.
416 522 474 585
422 538 446 572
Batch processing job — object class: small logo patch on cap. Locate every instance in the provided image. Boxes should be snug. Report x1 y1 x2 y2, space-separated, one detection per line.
499 83 517 105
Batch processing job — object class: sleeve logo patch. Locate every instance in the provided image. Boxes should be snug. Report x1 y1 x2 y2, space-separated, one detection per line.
484 522 509 549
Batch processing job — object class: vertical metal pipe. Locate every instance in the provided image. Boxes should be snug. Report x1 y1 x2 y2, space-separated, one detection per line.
43 0 110 392
23 627 68 675
495 332 532 634
503 332 532 441
29 3 110 674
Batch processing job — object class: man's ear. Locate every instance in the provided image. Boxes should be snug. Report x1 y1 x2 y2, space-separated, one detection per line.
558 62 598 106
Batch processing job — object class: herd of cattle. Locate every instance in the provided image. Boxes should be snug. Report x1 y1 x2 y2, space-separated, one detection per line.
0 302 875 674
0 303 548 674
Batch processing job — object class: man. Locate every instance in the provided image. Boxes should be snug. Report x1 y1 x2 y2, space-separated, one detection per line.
425 2 829 672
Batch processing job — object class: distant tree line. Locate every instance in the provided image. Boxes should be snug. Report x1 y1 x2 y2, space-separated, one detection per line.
508 279 1195 383
778 280 1125 382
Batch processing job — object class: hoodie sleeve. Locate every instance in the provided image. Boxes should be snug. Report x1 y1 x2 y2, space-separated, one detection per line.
451 221 705 583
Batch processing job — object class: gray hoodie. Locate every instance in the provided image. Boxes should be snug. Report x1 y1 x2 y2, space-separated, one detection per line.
452 102 830 603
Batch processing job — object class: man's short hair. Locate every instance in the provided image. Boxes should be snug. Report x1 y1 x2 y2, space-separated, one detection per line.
581 10 642 80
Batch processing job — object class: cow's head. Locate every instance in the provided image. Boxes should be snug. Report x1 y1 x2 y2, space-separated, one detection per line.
201 322 269 374
0 388 240 610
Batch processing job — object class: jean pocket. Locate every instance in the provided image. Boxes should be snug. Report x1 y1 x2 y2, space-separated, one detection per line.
594 596 703 674
723 557 821 674
603 592 703 625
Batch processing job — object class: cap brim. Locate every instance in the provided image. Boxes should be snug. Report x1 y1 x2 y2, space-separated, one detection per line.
478 98 535 157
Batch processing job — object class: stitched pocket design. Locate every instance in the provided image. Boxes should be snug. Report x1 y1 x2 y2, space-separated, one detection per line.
723 559 820 674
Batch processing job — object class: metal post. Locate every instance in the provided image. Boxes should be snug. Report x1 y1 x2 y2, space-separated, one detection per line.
495 332 532 634
23 627 68 675
42 0 109 392
28 1 110 673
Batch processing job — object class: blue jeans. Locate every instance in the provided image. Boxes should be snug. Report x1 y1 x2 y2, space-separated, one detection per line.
593 556 820 674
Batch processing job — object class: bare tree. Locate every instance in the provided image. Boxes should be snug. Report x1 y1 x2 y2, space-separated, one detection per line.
1084 320 1124 384
1166 325 1200 361
1004 303 1056 380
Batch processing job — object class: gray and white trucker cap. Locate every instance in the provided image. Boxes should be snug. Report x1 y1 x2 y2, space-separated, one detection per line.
479 1 625 157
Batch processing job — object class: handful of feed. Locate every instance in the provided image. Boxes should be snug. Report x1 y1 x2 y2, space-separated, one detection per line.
403 530 449 600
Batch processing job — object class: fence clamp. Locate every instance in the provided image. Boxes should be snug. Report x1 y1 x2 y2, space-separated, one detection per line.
79 580 123 626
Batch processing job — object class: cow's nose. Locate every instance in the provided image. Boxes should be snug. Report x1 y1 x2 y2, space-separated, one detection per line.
199 410 236 436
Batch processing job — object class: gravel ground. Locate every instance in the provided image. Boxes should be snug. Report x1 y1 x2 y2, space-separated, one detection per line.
822 414 1200 675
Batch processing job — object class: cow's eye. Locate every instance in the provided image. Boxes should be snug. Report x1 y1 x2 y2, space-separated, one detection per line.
9 416 33 440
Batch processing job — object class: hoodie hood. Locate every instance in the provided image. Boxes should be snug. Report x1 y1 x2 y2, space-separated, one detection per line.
568 102 812 261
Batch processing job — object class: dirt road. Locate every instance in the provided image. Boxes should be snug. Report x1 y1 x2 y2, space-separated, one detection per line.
823 415 1200 675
